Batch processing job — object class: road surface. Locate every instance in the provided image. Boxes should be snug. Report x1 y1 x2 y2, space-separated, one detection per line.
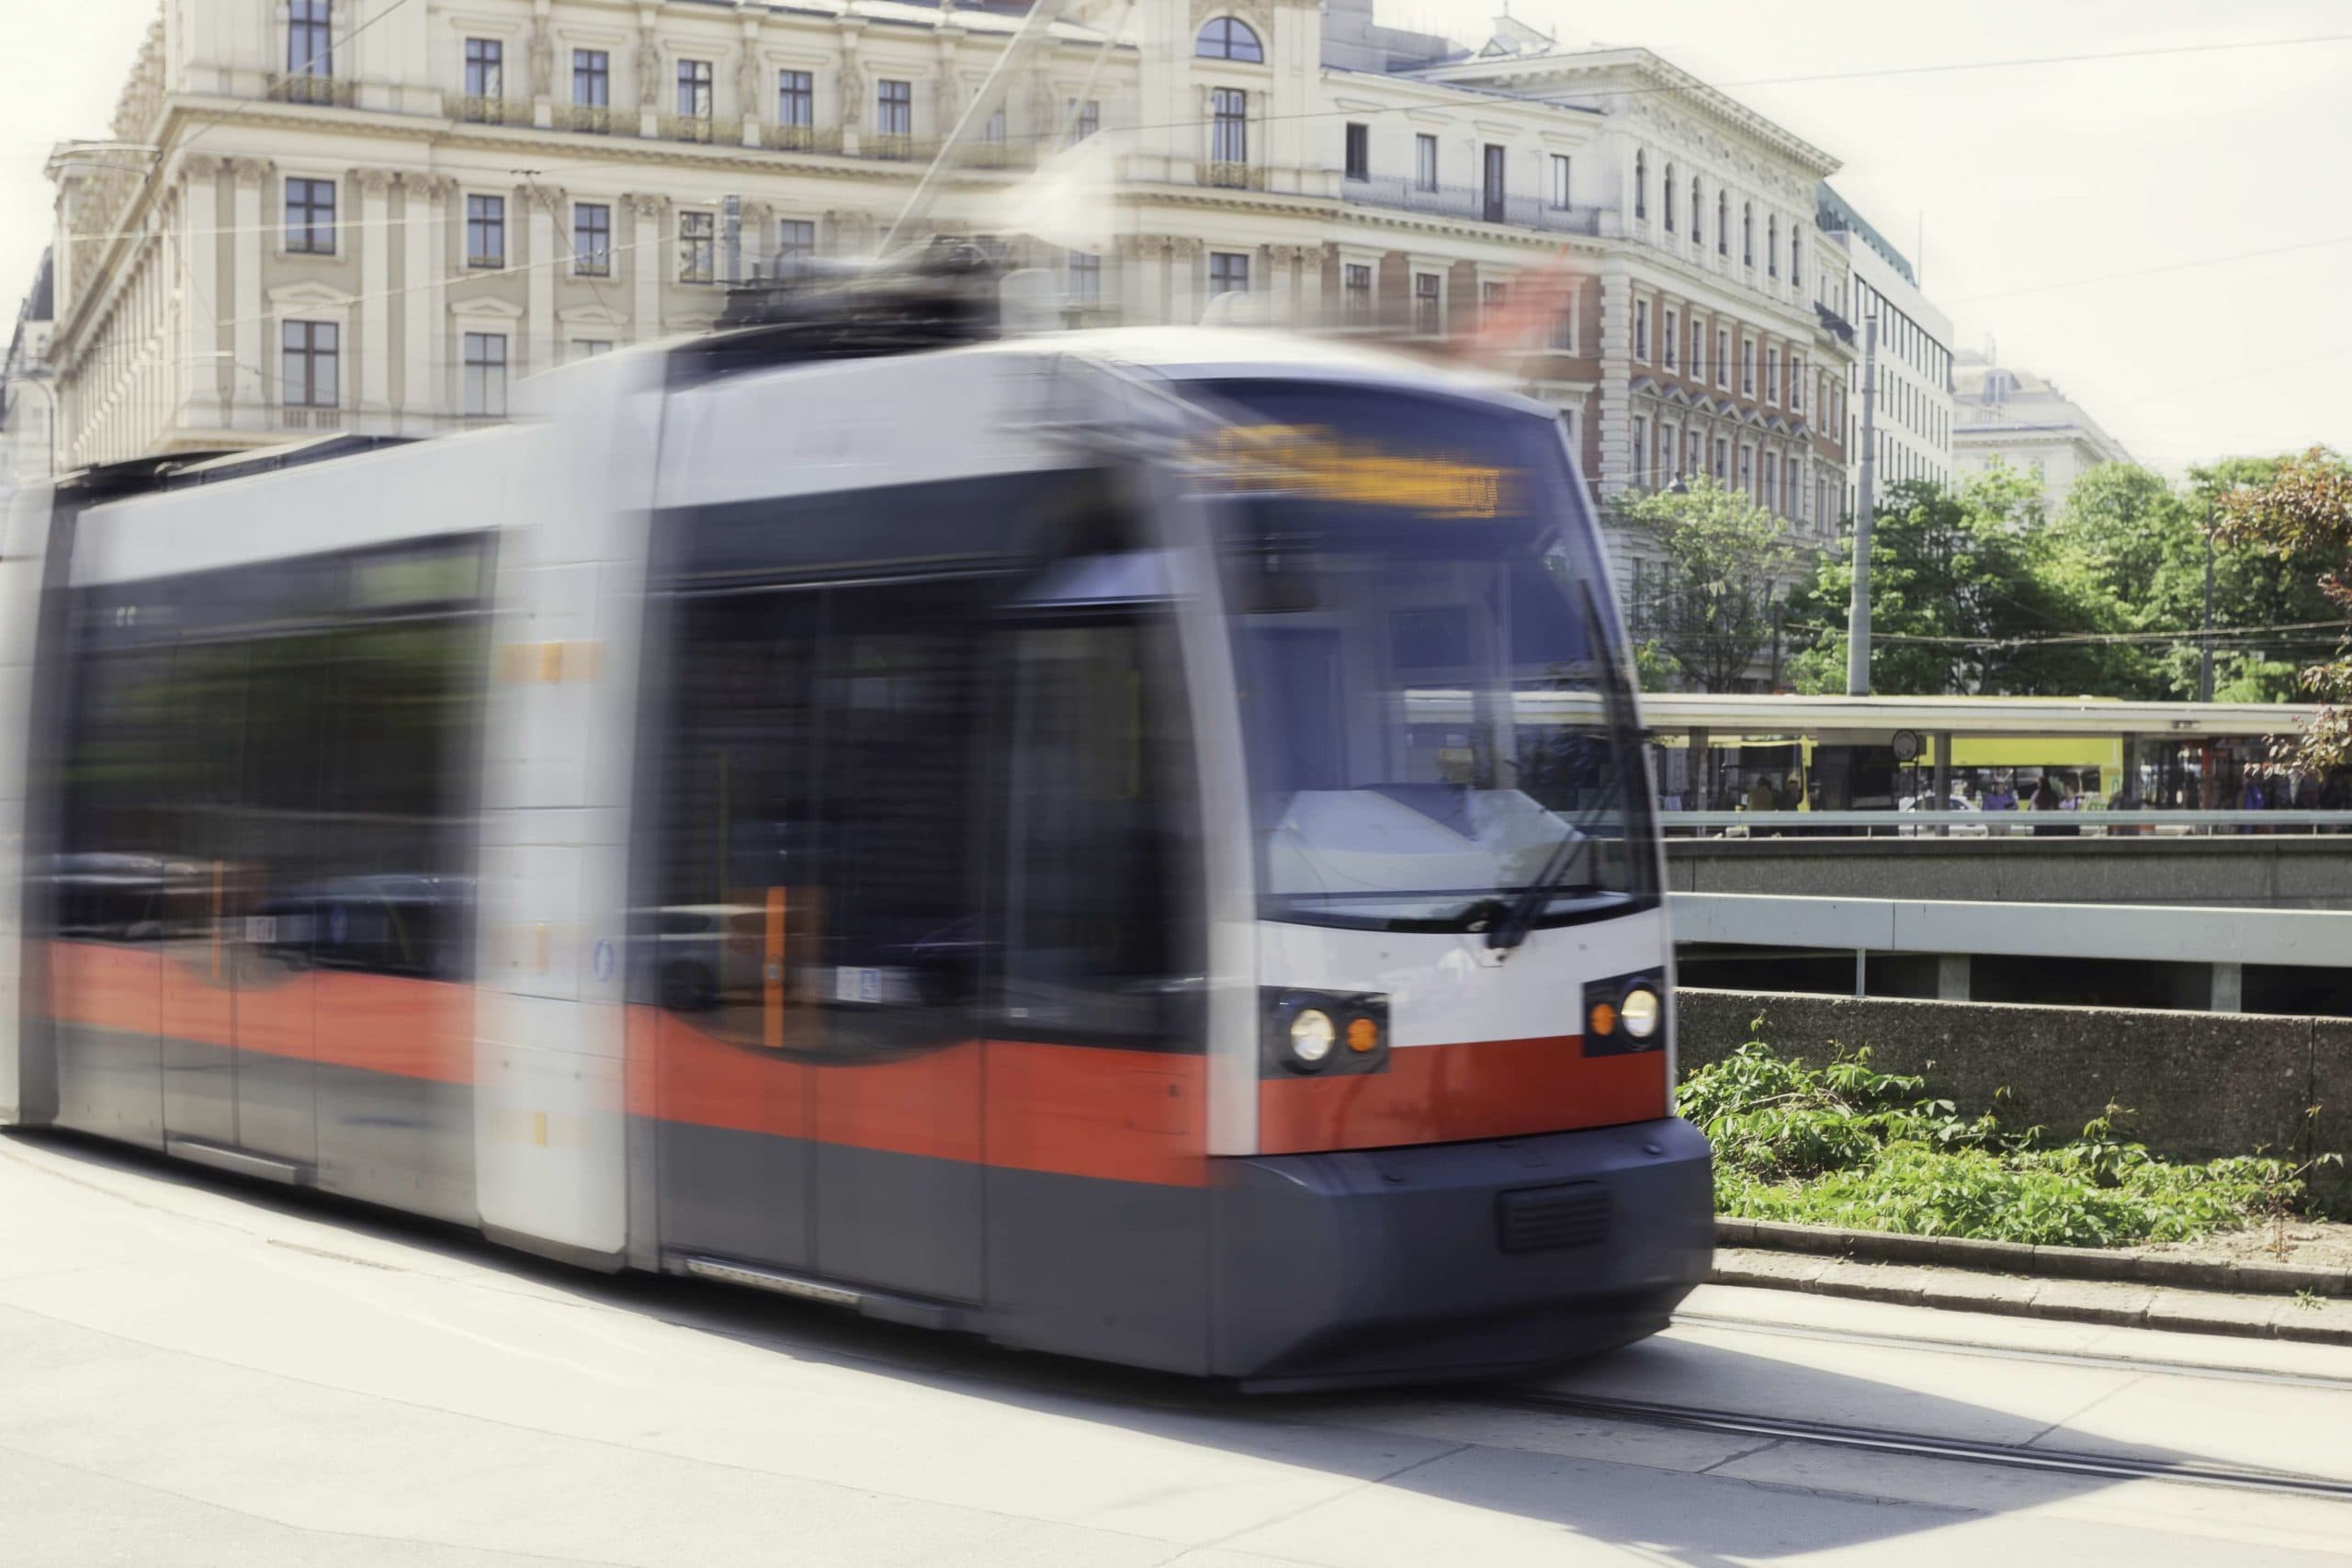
2 1127 2347 1566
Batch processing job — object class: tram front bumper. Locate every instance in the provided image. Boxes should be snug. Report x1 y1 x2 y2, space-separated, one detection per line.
1211 1115 1714 1390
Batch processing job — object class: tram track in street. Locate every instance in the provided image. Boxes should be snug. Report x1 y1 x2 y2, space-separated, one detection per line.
1668 1308 2352 1392
1465 1386 2352 1501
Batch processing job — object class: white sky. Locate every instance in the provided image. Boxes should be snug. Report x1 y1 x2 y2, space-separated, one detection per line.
5 0 2347 471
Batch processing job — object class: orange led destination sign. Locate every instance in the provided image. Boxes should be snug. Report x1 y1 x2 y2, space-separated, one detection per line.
1208 423 1518 519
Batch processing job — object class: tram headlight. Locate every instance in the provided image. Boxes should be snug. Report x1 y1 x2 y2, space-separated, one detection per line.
1618 985 1661 1042
1288 1008 1338 1066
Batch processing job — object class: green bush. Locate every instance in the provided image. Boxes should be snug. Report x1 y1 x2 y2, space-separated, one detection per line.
1678 1035 2319 1249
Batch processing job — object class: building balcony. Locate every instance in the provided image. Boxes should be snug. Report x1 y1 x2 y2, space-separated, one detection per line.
964 141 1036 171
451 94 526 126
265 73 356 107
551 102 615 134
764 122 841 153
862 133 934 164
1340 175 1602 234
278 404 342 432
659 113 731 145
1200 161 1267 191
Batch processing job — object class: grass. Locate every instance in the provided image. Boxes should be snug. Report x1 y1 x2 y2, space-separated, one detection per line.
1677 1033 2335 1250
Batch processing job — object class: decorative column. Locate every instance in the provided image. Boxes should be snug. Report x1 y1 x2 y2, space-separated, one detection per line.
634 6 662 138
530 2 554 129
179 154 223 429
401 173 453 423
356 167 393 423
738 11 764 148
1169 236 1202 326
628 193 667 342
229 157 269 425
1594 261 1634 497
836 18 865 156
526 185 560 375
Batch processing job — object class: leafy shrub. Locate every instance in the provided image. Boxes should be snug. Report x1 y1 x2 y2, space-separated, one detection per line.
1678 1033 2313 1249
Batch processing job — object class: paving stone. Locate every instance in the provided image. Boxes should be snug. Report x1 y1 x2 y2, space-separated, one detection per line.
1916 1269 2041 1315
1809 1260 1933 1304
2271 1294 2352 1347
1708 1247 1828 1288
2143 1289 2285 1337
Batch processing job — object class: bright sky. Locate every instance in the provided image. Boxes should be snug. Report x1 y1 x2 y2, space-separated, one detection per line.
6 0 2347 472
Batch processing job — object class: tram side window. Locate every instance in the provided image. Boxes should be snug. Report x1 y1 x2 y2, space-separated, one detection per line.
53 646 181 941
657 581 986 1052
314 615 486 979
1001 620 1197 1044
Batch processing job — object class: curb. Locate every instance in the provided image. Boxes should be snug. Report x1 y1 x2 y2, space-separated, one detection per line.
1707 1247 2352 1347
1715 1216 2352 1298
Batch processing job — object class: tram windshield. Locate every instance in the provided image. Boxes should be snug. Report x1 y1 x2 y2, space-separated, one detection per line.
1205 379 1654 932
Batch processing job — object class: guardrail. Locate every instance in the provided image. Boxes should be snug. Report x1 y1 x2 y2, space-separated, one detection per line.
1662 809 2352 838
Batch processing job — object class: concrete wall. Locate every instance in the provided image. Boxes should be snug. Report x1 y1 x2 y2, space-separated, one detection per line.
1679 987 2346 1167
1668 837 2352 910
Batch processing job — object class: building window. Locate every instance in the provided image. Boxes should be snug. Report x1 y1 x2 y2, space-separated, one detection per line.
288 0 333 75
1195 17 1263 62
776 218 817 263
1344 122 1369 181
1208 250 1250 296
1069 98 1100 142
876 79 912 137
1686 428 1702 477
1664 164 1676 231
676 59 713 123
466 194 504 267
982 107 1007 144
1343 262 1372 322
1634 150 1646 219
1550 299 1575 351
1633 416 1646 485
1742 201 1753 265
1738 446 1754 493
1715 329 1729 387
1741 338 1755 395
1663 309 1678 369
679 210 716 283
1634 299 1649 360
1550 154 1571 209
1414 133 1438 192
574 50 608 107
1713 437 1728 481
462 332 507 417
1766 345 1780 402
778 69 813 127
1768 215 1780 277
280 320 337 407
1764 452 1780 513
1413 271 1442 336
284 176 334 254
571 339 613 360
1211 87 1247 165
573 203 611 276
1069 251 1101 302
1717 191 1728 255
464 38 503 103
1482 279 1507 318
1690 319 1705 379
1690 177 1702 244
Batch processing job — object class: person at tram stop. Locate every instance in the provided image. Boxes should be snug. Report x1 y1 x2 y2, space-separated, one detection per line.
1984 774 2017 812
1777 773 1804 812
1745 773 1779 826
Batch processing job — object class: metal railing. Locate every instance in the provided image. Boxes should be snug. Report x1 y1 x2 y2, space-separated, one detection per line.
551 102 615 134
658 113 724 145
1662 808 2352 839
1200 161 1267 190
862 132 933 163
277 405 342 432
266 73 356 107
1340 175 1605 234
764 122 841 153
451 95 525 125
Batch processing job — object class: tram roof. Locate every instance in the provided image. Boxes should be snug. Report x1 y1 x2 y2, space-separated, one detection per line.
983 325 1549 410
1636 693 2321 740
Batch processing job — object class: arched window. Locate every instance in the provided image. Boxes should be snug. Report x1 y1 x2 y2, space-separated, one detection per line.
1742 202 1753 265
1791 230 1802 288
1768 215 1779 276
1663 164 1677 231
1634 151 1647 219
1690 176 1702 243
1195 17 1264 62
1717 191 1728 254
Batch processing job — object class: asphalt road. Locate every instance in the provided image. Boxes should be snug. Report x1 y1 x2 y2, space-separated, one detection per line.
3 1127 2348 1567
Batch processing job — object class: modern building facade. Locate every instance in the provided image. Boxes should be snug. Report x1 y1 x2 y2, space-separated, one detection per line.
39 0 1857 596
1951 347 2132 511
1816 184 1951 503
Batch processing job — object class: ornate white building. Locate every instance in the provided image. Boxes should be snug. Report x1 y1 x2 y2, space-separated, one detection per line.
38 0 1858 586
1952 348 2132 512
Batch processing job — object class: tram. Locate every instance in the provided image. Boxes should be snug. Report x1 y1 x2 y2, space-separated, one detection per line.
0 252 1709 1387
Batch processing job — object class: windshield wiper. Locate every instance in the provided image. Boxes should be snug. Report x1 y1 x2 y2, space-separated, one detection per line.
1485 798 1618 956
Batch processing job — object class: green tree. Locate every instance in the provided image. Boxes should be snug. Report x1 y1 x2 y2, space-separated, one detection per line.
2211 446 2352 768
1612 476 1799 693
1783 466 2144 696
